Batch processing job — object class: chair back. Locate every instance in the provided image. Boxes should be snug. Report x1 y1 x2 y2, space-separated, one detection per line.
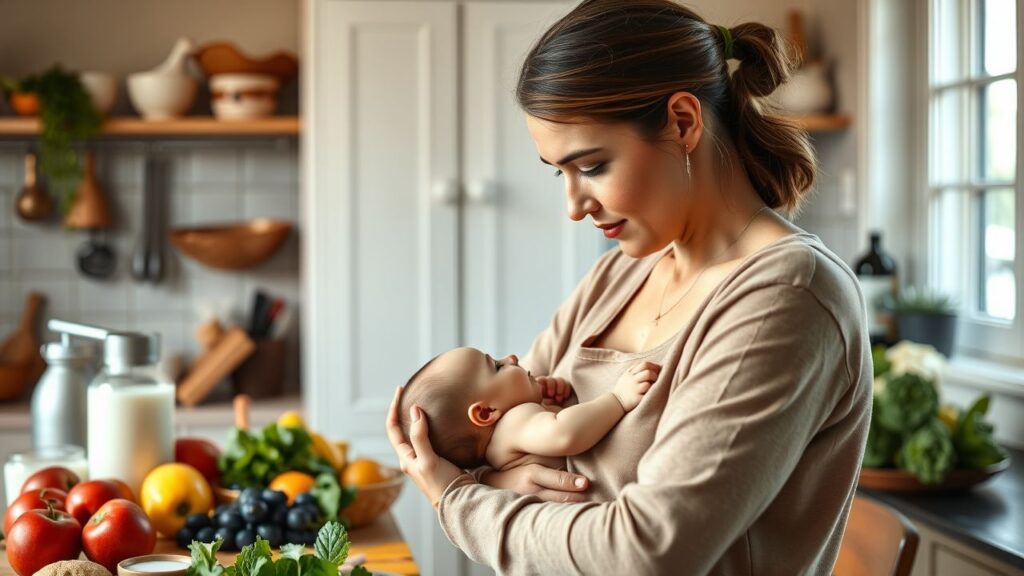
834 495 919 576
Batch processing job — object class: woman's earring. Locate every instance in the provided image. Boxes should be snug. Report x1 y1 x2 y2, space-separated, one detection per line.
685 145 692 188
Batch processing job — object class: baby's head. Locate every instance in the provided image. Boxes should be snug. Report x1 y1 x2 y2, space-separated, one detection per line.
399 347 543 469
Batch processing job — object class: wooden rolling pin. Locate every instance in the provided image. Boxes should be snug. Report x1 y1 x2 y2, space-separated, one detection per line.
176 327 255 407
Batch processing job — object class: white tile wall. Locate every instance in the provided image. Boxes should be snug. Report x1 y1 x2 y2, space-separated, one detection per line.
0 140 301 396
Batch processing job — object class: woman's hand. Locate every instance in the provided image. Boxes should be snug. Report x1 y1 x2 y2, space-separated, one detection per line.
482 463 590 502
386 386 466 506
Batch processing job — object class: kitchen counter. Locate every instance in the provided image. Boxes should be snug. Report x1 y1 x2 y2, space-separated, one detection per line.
859 446 1024 570
0 513 418 576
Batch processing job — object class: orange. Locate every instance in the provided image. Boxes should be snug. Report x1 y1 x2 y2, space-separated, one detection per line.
342 458 386 487
268 471 317 505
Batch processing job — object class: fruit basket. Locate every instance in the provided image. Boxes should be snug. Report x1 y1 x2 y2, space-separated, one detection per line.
340 465 404 528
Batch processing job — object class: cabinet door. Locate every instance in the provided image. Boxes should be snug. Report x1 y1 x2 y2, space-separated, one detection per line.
462 1 603 357
305 0 459 449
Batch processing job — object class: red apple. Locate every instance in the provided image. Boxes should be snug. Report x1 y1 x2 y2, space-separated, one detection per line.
66 479 136 526
82 498 156 572
175 437 222 487
6 504 82 576
4 487 67 535
20 466 80 494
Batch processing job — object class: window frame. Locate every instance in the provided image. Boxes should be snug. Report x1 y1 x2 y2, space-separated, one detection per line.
920 0 1024 365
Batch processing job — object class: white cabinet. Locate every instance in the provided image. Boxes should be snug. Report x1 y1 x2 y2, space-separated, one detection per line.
303 1 597 573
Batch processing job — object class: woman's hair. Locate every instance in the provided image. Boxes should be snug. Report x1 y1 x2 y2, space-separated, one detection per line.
516 0 817 214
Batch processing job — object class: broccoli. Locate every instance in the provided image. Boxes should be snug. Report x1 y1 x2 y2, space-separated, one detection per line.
874 372 938 434
863 397 902 467
895 418 957 485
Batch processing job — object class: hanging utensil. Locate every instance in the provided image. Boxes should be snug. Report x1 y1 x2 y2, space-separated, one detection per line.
132 151 165 283
77 229 116 279
14 152 53 222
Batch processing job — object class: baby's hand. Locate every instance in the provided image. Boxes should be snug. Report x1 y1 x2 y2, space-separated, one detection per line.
537 376 572 404
613 361 661 412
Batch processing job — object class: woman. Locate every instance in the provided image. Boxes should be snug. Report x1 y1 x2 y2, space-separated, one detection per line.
387 0 872 573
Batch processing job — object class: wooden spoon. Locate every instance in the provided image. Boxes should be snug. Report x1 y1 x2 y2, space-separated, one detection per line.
0 292 44 366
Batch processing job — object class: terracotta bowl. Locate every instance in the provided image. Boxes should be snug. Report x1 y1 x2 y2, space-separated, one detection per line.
212 465 405 529
859 458 1010 493
168 219 291 270
8 92 40 116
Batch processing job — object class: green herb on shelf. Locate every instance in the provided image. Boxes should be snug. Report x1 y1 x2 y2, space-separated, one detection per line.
0 65 102 211
219 423 335 489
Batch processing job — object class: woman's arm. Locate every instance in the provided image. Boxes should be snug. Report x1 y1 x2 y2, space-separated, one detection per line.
437 284 869 574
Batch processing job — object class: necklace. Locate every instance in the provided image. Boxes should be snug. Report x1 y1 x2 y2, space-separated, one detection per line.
637 206 770 349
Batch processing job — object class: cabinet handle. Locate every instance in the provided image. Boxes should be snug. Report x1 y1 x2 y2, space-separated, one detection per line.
431 179 460 205
466 179 497 204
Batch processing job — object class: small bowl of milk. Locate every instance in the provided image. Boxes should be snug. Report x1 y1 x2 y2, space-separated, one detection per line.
117 555 191 576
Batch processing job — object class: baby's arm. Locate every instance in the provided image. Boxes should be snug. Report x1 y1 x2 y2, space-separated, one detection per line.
502 362 661 457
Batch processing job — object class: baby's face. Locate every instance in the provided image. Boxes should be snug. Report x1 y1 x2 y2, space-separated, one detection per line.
434 347 543 410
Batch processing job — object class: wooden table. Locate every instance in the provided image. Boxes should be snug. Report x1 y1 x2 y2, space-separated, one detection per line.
0 514 418 576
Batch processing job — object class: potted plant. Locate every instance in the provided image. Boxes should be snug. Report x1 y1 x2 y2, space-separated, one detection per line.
885 286 958 357
1 65 102 211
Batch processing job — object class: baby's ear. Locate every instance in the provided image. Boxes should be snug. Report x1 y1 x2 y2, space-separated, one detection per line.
467 401 500 427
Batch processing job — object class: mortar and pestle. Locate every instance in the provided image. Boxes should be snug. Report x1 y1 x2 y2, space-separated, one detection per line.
0 293 47 401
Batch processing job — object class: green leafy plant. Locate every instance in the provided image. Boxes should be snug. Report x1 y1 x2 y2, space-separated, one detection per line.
864 342 1007 485
218 423 335 489
884 286 958 315
187 522 371 576
0 65 102 211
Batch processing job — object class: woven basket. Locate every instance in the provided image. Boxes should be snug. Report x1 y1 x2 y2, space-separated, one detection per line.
342 464 405 528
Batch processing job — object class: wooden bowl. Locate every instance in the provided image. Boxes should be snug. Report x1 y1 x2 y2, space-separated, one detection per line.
195 42 299 83
859 458 1010 493
168 219 291 270
342 465 404 528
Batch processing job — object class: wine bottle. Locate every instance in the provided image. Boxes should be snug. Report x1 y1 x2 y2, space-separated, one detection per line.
854 232 898 345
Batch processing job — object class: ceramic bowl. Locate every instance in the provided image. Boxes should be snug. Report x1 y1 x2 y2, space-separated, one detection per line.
126 71 197 120
859 458 1011 493
79 71 118 116
210 73 279 120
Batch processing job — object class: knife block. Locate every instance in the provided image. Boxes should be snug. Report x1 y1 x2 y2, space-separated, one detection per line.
232 338 286 399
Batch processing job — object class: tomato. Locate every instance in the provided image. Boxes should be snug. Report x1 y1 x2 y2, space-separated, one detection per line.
3 487 67 535
66 479 136 526
175 437 222 488
20 466 80 494
139 463 213 537
82 499 156 573
6 504 82 576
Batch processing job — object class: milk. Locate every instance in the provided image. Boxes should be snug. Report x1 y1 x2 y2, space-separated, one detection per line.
87 379 174 496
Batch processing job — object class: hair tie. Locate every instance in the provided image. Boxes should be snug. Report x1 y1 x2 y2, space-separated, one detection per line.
717 25 735 60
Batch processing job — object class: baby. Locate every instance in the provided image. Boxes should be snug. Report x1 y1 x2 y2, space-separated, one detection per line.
399 347 660 471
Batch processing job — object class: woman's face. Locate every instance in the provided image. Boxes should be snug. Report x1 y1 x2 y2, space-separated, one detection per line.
526 115 695 258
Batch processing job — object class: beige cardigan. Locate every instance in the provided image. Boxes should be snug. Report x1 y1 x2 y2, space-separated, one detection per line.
437 232 873 575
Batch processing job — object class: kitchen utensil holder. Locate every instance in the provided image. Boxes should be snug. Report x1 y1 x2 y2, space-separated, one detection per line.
231 338 286 398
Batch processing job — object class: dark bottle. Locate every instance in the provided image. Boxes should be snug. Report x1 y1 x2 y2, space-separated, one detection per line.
855 232 898 345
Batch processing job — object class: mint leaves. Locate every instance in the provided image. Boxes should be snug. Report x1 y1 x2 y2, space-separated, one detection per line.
187 522 370 576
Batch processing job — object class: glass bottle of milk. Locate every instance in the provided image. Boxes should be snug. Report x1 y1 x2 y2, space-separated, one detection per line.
87 332 174 496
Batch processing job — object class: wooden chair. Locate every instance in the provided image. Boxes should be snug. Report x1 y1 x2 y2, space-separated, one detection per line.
834 495 919 576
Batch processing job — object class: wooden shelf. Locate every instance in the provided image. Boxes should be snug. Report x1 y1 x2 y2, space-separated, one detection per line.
0 115 301 137
793 114 852 133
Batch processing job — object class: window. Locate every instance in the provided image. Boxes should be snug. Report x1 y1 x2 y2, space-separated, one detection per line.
927 0 1022 362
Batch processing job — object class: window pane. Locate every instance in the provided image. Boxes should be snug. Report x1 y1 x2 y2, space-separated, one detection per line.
934 0 967 83
933 88 968 184
978 188 1016 320
983 0 1017 75
981 79 1017 181
933 190 970 303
